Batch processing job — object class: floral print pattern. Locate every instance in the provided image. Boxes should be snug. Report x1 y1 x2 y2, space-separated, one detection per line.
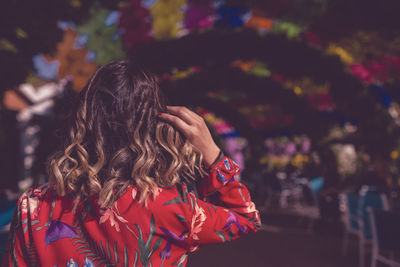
2 156 261 266
45 221 77 245
189 199 206 241
99 204 128 232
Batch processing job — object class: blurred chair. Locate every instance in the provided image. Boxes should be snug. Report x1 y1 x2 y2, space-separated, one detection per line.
368 208 400 267
264 174 284 210
340 188 390 267
0 206 14 228
0 224 10 262
303 177 324 230
309 176 325 199
264 174 324 232
288 176 324 232
0 200 15 261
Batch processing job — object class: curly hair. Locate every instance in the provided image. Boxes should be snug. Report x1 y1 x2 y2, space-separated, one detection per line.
47 60 206 208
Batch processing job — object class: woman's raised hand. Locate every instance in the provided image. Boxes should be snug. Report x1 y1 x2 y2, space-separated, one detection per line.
158 106 220 167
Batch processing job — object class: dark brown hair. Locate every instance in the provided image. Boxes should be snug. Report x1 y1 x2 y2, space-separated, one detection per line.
47 60 205 208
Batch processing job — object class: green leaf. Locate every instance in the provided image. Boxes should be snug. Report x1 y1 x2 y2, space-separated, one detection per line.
133 250 138 267
163 197 183 206
124 246 128 267
215 230 226 242
31 220 40 225
134 224 146 264
228 230 235 241
73 240 86 246
146 215 156 250
98 260 108 265
206 205 212 216
106 241 111 260
175 185 186 201
49 190 56 221
88 238 95 252
33 222 50 231
93 240 99 254
172 254 188 267
77 245 87 251
134 224 143 243
189 196 194 210
148 237 162 259
163 186 176 191
99 241 105 257
175 214 187 223
79 249 92 254
114 241 119 263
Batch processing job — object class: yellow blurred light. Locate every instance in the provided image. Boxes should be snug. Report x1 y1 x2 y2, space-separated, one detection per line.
70 0 81 8
326 44 353 65
294 86 302 95
0 39 17 53
15 28 27 39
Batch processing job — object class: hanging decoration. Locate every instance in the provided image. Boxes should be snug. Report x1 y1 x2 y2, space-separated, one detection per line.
1 0 400 191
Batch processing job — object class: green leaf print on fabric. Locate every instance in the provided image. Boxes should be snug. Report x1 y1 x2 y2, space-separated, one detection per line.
123 245 129 267
133 250 138 267
214 230 226 242
175 214 187 223
71 216 114 265
163 197 184 206
114 242 119 264
134 215 163 267
172 254 188 267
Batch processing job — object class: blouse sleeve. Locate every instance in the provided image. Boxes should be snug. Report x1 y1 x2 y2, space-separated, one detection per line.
2 189 34 267
182 155 261 249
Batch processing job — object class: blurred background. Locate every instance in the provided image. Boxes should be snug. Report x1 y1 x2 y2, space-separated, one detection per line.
1 0 400 266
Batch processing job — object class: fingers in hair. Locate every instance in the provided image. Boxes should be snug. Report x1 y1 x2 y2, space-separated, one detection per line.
166 106 203 125
158 112 191 136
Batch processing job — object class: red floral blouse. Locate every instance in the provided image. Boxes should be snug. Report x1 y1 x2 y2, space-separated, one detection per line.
2 156 261 267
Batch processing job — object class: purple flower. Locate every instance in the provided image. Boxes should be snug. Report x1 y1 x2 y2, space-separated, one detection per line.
160 227 188 243
301 139 311 153
185 3 215 30
223 211 248 233
160 242 171 260
45 220 77 245
285 143 296 155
